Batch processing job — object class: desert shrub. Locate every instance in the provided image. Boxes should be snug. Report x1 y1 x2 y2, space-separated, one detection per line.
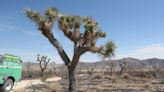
93 74 102 80
50 62 56 75
107 60 116 75
25 62 33 78
155 85 164 91
152 63 163 78
123 74 131 80
22 63 56 79
56 65 68 79
76 66 82 75
87 68 94 77
119 59 129 75
144 83 153 91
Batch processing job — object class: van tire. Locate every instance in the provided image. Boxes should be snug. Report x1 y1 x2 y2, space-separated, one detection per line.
2 79 14 92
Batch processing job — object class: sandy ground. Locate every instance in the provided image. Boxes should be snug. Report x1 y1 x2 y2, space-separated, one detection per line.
11 77 61 92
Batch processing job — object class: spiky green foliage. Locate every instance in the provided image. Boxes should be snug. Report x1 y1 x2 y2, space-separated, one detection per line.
25 7 60 37
45 8 59 21
58 16 81 30
104 41 116 59
96 31 106 38
83 17 99 33
25 8 45 26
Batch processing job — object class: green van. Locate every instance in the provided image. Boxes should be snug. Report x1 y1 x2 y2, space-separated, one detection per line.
0 54 22 92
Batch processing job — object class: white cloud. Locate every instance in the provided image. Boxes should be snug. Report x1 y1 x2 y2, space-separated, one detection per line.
0 24 15 31
122 44 164 59
1 44 164 63
22 29 40 36
0 23 39 36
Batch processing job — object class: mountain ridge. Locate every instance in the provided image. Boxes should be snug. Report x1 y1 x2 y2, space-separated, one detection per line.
78 57 164 70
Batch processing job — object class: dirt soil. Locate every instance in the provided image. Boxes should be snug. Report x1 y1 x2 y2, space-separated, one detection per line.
11 77 61 92
9 72 164 92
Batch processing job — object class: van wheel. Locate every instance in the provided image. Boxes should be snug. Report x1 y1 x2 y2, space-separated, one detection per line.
2 79 14 92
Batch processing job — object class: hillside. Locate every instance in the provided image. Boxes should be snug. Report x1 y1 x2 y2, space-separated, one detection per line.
77 58 164 71
22 58 164 71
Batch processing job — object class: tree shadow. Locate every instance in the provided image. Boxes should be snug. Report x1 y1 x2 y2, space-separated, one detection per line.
24 80 62 92
25 83 48 92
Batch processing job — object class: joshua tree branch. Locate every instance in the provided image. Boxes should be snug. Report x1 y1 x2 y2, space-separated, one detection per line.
38 22 71 65
80 46 105 55
25 8 71 65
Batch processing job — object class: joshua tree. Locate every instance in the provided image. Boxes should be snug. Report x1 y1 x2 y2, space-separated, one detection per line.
87 67 94 77
108 60 116 75
152 63 162 78
25 61 32 78
50 62 56 74
119 59 129 75
76 66 82 74
37 54 50 77
25 7 116 92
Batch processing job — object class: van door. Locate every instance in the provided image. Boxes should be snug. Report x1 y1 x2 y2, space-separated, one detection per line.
2 60 10 78
0 56 3 84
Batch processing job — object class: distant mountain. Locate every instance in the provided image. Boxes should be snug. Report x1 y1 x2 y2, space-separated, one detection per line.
77 58 164 71
22 58 164 71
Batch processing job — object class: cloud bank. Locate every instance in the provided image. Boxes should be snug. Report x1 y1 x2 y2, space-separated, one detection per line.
1 44 164 63
124 44 164 59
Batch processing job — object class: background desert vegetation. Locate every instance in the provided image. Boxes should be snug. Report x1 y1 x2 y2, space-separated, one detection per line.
20 57 164 92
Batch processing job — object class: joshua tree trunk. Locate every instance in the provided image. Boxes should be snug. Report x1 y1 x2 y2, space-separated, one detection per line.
41 69 44 77
68 66 76 92
119 68 124 75
67 52 80 92
110 68 113 75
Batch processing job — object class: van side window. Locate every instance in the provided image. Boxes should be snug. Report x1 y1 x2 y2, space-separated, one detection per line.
20 60 22 63
0 55 3 64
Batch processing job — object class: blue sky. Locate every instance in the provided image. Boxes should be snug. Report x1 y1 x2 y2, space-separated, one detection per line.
0 0 164 63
